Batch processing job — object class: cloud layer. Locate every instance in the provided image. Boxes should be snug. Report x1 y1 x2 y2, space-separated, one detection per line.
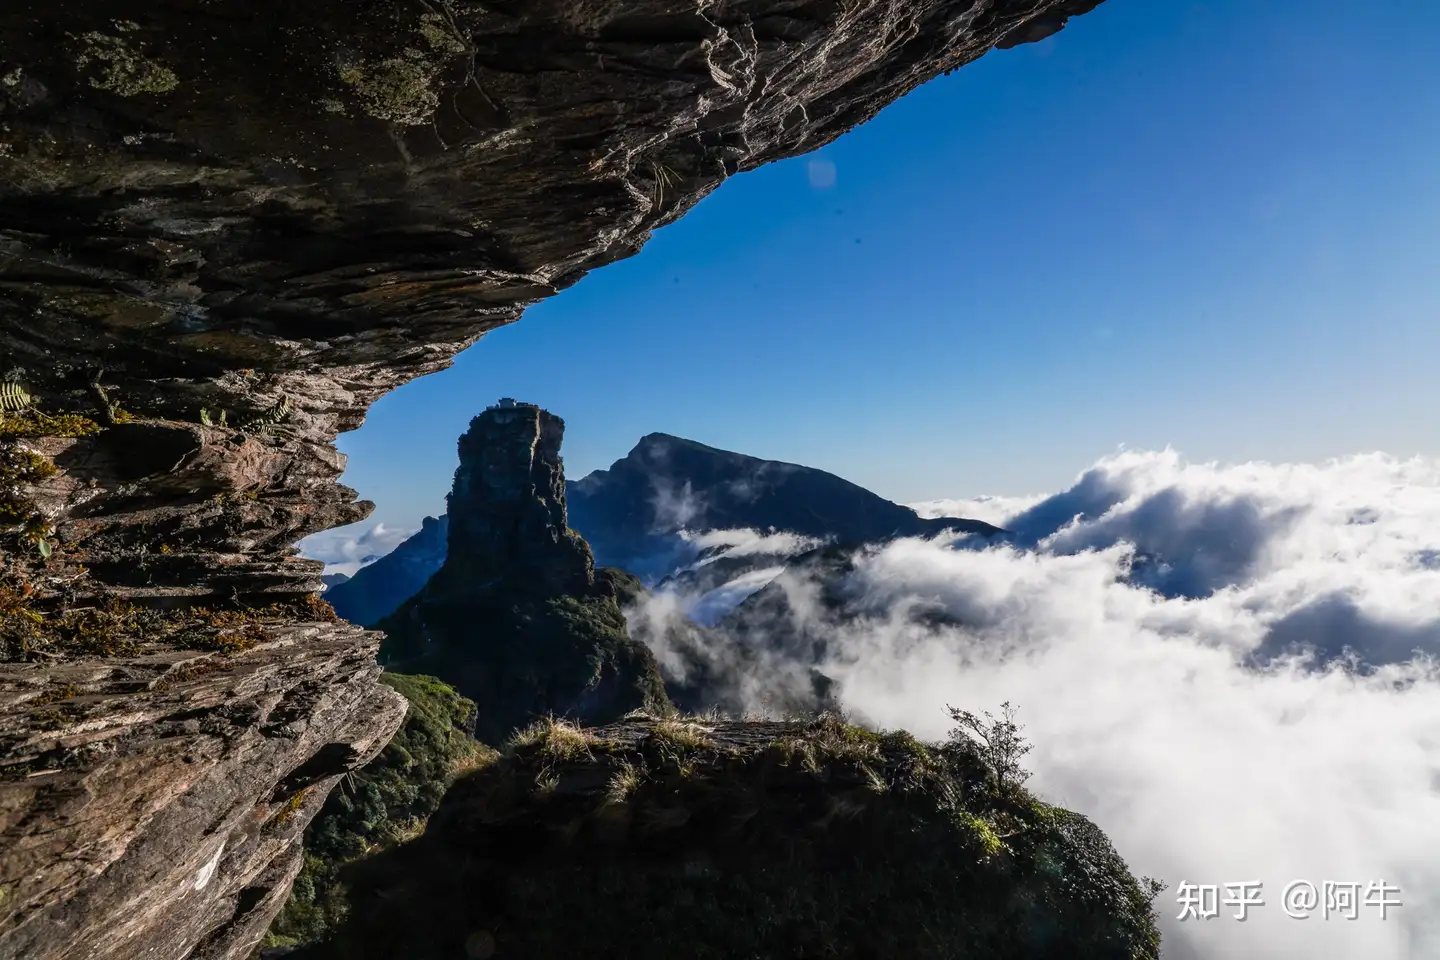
298 521 417 578
908 493 1048 527
631 449 1440 960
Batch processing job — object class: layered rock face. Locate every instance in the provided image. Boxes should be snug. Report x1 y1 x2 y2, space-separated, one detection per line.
266 671 491 950
0 621 405 960
379 403 671 744
0 0 1099 603
442 402 592 597
0 1 1108 957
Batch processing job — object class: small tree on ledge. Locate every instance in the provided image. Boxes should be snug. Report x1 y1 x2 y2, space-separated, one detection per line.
946 700 1033 796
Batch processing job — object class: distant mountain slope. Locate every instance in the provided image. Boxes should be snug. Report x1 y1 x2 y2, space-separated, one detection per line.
327 433 1002 627
325 516 448 627
566 433 1003 574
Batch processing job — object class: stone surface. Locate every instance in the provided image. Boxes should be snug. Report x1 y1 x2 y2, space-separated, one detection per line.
0 622 406 960
443 401 592 595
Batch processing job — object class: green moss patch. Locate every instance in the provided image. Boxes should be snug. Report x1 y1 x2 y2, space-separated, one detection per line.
265 673 494 950
0 409 102 439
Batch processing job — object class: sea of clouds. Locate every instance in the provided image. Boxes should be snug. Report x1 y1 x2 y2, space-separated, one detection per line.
629 449 1440 960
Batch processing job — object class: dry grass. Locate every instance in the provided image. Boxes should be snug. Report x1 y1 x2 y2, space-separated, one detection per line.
604 759 642 805
507 716 598 761
648 717 715 752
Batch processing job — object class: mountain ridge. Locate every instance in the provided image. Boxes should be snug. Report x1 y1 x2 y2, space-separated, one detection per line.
326 431 1002 627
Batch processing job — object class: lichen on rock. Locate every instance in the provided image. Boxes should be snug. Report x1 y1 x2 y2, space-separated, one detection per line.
334 11 469 125
72 25 178 96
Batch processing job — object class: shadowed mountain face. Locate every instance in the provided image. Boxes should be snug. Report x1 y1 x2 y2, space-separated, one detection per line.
326 516 449 627
296 716 1162 960
568 433 1003 576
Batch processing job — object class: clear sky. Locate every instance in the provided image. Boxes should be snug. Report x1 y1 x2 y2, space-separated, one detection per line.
330 0 1440 533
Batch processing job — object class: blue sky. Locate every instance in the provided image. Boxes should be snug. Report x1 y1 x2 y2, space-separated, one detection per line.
325 0 1440 536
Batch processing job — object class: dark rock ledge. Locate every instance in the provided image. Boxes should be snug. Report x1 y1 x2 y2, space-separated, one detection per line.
0 1 1104 957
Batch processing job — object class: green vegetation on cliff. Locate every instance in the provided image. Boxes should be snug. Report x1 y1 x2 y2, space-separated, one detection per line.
265 673 495 949
378 567 672 746
297 713 1162 960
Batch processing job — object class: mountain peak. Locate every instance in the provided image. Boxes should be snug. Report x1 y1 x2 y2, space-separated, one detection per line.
567 430 1003 572
442 401 593 594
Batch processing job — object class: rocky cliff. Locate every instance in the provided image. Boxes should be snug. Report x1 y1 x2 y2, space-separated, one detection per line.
378 402 671 744
265 671 491 951
0 616 405 960
328 427 1007 627
0 0 1108 956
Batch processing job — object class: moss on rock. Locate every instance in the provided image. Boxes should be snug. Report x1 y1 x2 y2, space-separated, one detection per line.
0 587 339 663
73 27 179 96
297 715 1162 960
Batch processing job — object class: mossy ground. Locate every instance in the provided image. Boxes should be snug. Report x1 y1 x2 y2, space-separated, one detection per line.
0 444 58 530
265 673 495 949
0 402 117 561
0 409 101 440
298 715 1162 960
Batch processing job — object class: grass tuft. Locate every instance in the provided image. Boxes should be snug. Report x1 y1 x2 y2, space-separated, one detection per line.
507 716 598 761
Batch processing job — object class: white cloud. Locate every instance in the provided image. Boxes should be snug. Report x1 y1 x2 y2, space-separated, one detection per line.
636 449 1440 959
909 493 1048 527
685 566 786 626
679 527 826 562
297 521 417 578
656 528 828 624
650 476 705 530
